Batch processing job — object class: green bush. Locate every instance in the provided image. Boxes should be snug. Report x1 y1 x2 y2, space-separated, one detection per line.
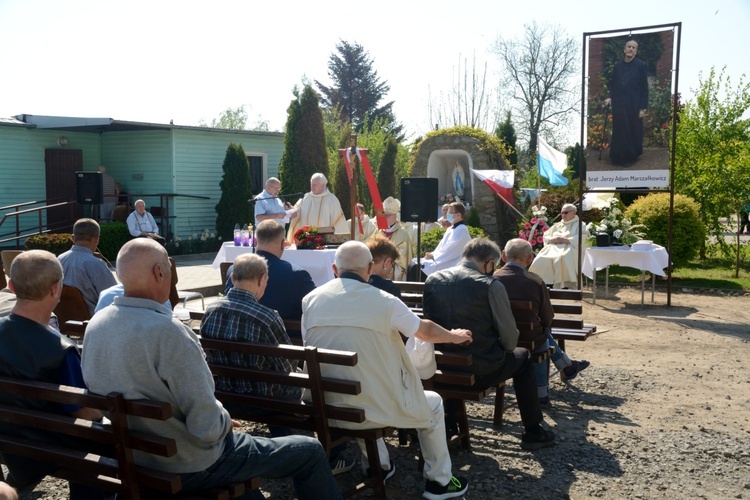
24 233 73 256
625 193 705 268
166 229 222 256
98 222 131 261
418 225 487 254
464 206 481 227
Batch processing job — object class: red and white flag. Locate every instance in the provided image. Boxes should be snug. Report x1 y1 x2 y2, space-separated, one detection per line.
470 169 515 205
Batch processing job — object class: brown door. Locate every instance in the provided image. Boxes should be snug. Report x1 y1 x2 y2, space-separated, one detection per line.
45 149 83 232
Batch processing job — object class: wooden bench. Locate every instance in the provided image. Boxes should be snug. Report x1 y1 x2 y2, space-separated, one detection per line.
394 281 596 350
196 335 394 499
63 316 388 497
394 281 597 429
0 376 258 499
547 288 597 351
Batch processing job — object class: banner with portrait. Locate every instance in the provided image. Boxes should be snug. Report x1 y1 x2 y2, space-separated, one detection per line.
585 27 677 188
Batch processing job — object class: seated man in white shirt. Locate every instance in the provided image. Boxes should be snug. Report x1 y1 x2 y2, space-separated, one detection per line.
412 201 472 278
126 199 166 246
302 241 471 499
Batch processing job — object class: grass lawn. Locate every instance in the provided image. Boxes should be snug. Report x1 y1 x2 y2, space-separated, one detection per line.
597 250 750 290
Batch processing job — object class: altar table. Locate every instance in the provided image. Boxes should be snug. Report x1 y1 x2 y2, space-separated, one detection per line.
212 242 336 287
582 245 669 306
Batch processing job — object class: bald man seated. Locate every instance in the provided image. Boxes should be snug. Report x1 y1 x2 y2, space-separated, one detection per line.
82 238 341 499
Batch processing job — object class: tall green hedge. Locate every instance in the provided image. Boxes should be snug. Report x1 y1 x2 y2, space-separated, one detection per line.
215 143 253 240
625 193 705 268
97 222 131 261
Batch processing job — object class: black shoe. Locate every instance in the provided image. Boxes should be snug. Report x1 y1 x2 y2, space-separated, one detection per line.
561 360 591 381
423 476 469 499
521 427 556 450
366 463 396 484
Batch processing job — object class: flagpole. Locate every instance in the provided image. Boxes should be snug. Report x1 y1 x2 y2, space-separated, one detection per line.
494 190 525 219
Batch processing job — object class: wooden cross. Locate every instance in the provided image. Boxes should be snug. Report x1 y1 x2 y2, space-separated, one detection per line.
349 134 358 241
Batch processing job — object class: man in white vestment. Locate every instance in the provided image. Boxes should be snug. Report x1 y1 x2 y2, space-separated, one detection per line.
529 203 589 289
346 203 377 242
416 202 472 277
287 173 348 241
301 241 471 499
376 197 413 281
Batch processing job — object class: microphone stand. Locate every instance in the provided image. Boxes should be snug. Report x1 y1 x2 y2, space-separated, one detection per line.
248 192 305 253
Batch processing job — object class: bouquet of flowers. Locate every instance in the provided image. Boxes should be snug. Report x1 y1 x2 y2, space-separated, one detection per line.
439 193 459 205
518 205 550 253
294 226 325 250
587 198 646 246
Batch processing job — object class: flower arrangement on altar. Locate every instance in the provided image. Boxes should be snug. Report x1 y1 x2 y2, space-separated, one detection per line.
587 198 646 246
518 205 550 253
294 226 325 250
439 193 459 205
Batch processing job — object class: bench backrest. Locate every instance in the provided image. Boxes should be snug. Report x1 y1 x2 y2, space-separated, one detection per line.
54 286 91 335
0 376 180 499
394 280 586 333
196 335 362 457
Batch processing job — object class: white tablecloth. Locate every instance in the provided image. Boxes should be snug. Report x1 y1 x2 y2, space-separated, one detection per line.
582 246 669 279
212 242 336 287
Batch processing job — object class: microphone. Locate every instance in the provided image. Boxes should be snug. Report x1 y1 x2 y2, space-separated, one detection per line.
279 192 305 199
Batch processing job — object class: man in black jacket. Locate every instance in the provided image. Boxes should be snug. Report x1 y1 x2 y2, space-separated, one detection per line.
423 238 555 450
0 250 107 498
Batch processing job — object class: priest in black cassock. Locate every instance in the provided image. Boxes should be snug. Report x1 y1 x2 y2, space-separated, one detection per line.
605 39 649 167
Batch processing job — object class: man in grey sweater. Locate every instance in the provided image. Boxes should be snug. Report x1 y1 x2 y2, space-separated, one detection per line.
81 238 341 499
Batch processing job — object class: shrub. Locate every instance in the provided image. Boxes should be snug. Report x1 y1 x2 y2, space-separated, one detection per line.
166 229 222 256
98 222 131 261
418 225 487 254
625 193 705 268
464 206 481 228
24 233 73 256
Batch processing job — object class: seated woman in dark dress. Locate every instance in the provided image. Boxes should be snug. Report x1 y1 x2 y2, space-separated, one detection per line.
365 236 402 299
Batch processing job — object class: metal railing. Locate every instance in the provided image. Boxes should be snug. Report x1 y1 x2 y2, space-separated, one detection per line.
0 199 79 247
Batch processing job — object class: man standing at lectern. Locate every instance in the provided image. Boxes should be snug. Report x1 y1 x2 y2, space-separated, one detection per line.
254 178 296 227
287 173 348 241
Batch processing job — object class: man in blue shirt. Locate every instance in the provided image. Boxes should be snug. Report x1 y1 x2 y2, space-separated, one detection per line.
254 177 296 227
58 218 117 315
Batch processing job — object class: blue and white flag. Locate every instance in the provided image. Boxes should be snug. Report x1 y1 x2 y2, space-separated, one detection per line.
538 137 569 186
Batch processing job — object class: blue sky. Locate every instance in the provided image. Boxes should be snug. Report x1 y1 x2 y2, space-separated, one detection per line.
0 0 747 143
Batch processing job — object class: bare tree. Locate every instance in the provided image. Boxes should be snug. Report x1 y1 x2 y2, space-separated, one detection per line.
428 52 499 130
492 22 579 163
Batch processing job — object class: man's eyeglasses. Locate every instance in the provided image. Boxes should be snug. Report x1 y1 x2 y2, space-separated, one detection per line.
561 211 571 214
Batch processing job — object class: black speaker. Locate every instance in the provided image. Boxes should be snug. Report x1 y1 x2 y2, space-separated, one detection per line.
76 172 103 205
400 178 438 222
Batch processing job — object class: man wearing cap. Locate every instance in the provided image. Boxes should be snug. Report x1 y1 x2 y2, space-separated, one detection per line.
376 197 413 281
287 173 348 241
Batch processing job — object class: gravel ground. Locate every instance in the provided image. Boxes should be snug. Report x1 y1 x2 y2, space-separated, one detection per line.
9 287 750 499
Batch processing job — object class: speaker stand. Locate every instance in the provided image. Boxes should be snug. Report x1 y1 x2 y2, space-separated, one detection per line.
415 224 423 282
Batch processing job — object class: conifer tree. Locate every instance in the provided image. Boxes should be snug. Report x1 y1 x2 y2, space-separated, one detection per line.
316 40 402 138
495 111 518 167
377 135 398 200
215 143 252 239
279 85 328 197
